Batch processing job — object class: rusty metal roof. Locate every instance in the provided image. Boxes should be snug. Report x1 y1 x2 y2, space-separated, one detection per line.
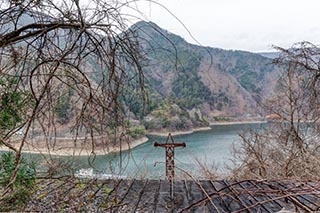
25 179 320 212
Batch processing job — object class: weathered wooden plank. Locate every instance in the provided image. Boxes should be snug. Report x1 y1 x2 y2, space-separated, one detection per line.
189 181 210 212
276 181 319 211
236 180 277 213
172 181 191 212
110 179 136 212
136 180 161 212
156 180 174 212
247 180 284 212
95 179 122 211
115 179 149 212
188 180 208 212
202 180 240 212
222 180 255 213
199 180 225 212
261 181 311 212
209 180 235 212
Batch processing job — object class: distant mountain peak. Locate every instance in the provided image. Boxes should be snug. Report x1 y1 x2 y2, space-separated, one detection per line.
130 21 188 47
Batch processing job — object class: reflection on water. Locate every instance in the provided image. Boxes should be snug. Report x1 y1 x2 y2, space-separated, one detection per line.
0 123 264 179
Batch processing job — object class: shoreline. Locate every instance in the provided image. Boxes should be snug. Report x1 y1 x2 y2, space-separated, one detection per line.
147 126 212 137
146 120 266 137
210 120 267 126
0 120 266 156
0 136 149 157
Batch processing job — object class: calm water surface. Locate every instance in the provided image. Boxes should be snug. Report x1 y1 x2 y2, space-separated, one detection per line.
73 123 263 178
1 123 264 178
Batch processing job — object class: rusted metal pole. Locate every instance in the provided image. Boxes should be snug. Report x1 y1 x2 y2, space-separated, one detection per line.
154 133 186 197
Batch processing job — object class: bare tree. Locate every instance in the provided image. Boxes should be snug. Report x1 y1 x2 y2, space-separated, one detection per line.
0 0 148 201
232 42 320 180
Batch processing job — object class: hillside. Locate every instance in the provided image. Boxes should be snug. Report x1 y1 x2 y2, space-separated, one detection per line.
8 16 281 134
6 13 279 131
7 13 281 132
125 21 281 131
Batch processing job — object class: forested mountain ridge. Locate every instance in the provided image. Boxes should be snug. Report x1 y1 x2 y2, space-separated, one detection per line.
1 13 281 132
125 21 281 130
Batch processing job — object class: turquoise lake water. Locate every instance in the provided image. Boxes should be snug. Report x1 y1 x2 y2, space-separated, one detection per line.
1 123 264 179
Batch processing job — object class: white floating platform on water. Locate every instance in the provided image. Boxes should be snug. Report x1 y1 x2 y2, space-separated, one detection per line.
75 168 126 180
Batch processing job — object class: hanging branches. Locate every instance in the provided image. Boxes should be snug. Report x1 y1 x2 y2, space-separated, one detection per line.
232 42 320 180
0 0 149 201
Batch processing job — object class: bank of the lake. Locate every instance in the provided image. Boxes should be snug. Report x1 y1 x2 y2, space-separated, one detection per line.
0 136 149 156
0 121 266 157
147 126 212 137
146 120 267 137
210 120 267 126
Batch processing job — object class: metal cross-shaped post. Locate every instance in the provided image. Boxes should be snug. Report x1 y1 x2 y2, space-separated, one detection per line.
154 133 186 182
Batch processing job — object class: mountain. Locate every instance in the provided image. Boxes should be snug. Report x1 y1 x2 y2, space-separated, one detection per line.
126 21 281 130
2 12 282 134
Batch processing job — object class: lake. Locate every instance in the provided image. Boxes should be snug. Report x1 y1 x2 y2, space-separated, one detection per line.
1 122 264 179
68 122 264 179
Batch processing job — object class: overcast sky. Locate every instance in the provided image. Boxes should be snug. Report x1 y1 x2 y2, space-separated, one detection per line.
125 0 320 52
